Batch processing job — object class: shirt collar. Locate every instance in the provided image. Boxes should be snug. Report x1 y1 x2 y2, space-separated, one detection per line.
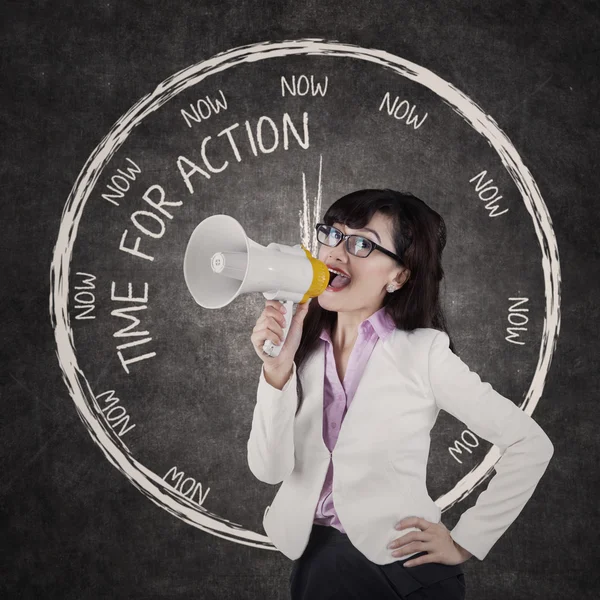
319 305 396 344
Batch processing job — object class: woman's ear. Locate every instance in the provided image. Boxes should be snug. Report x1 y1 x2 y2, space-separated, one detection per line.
395 267 410 288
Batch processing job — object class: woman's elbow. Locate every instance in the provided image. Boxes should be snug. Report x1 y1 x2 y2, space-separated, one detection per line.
246 440 293 484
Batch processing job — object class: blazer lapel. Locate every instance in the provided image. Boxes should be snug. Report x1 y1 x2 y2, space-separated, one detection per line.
333 337 385 455
297 341 330 458
297 336 386 459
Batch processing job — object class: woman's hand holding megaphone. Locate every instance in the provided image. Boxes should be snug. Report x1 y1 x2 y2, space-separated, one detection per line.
251 299 310 389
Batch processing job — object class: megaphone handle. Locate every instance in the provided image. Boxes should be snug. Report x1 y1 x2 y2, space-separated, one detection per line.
262 299 294 357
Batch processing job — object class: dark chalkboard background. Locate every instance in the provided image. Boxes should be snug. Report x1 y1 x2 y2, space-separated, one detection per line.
2 1 599 598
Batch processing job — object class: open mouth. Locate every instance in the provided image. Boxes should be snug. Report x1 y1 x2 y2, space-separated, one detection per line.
327 268 351 290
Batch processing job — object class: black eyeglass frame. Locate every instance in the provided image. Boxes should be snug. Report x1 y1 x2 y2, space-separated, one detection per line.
315 223 404 265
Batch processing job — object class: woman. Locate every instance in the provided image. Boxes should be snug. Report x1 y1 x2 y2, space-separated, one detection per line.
248 189 554 599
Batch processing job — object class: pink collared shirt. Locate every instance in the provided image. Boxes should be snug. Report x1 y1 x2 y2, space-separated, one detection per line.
313 306 397 532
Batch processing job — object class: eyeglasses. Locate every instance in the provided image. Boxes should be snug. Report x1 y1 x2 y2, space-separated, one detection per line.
315 223 404 264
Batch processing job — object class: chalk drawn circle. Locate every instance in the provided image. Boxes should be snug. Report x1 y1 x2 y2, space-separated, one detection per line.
49 38 561 551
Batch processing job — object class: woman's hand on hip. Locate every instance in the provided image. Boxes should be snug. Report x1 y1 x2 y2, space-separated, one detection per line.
386 516 473 567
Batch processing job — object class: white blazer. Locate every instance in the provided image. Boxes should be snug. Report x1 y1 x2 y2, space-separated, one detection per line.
247 327 554 565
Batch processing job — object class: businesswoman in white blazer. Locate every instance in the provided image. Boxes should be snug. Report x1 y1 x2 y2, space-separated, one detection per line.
248 189 554 599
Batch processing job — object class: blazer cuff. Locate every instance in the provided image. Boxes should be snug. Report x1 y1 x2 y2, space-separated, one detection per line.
258 362 297 399
450 528 485 561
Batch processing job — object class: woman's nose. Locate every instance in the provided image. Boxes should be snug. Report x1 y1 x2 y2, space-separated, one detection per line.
325 240 350 261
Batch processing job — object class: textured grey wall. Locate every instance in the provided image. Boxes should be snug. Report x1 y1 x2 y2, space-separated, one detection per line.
2 1 598 598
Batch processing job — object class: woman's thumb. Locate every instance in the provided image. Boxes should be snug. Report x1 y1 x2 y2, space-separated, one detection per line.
296 299 311 318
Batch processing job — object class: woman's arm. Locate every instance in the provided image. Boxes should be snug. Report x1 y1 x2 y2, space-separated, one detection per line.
246 362 298 484
263 364 294 390
428 331 554 561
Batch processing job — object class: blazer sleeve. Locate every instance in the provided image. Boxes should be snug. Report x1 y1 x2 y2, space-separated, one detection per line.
428 330 554 561
246 361 298 485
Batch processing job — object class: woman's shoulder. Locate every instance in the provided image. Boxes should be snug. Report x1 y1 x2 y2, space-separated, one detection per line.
373 329 445 389
388 326 444 347
384 328 446 372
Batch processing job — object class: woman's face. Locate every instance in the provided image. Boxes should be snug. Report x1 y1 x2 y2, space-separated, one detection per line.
316 212 408 314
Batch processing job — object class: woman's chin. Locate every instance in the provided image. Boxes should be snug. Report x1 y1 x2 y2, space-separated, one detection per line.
318 284 350 307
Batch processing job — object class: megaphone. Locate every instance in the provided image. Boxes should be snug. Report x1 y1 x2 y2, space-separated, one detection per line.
183 214 329 357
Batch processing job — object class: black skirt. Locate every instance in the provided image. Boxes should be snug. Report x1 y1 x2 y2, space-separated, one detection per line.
289 524 466 600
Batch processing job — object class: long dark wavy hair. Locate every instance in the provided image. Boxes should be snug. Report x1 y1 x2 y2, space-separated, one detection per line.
293 188 456 416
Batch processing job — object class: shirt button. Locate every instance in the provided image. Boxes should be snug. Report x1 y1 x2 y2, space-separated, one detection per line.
331 422 337 428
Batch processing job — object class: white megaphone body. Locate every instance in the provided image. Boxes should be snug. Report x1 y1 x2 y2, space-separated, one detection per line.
183 214 329 357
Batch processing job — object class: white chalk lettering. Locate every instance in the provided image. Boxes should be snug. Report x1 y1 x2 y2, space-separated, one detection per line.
257 115 278 153
177 112 309 194
378 92 428 129
449 430 480 464
506 297 529 345
101 158 142 206
469 171 509 217
181 90 228 128
73 272 96 320
96 389 136 438
110 281 156 373
280 74 328 97
118 184 183 262
164 466 211 506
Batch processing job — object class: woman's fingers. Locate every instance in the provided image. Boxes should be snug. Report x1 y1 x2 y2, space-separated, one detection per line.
253 314 286 339
254 307 286 330
251 299 308 364
252 322 283 345
251 302 289 357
